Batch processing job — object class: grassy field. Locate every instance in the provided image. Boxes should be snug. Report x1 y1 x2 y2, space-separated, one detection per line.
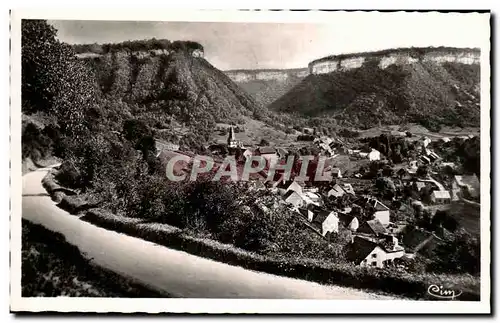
212 117 294 146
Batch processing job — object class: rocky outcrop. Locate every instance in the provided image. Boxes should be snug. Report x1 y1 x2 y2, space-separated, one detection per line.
270 47 481 129
224 68 309 107
308 47 480 75
225 68 309 83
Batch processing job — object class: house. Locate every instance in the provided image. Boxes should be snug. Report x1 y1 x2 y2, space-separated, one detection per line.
414 181 427 192
304 191 322 204
367 149 381 161
338 213 359 231
397 168 413 181
431 190 451 204
386 222 407 235
422 136 432 148
302 186 319 193
311 209 339 236
365 197 391 226
343 183 355 195
452 175 480 199
427 150 440 162
328 184 346 198
419 155 431 165
277 180 303 196
346 236 405 268
283 191 305 209
346 148 361 156
354 196 391 226
441 137 451 143
330 168 342 178
390 130 406 137
276 147 289 159
256 147 277 161
298 207 314 222
357 219 388 236
155 141 180 156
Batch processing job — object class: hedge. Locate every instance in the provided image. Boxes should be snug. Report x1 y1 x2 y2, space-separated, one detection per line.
80 209 480 301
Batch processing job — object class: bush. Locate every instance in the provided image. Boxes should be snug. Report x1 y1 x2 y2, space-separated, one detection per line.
79 210 480 300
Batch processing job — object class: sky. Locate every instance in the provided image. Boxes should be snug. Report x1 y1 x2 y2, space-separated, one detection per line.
49 13 489 70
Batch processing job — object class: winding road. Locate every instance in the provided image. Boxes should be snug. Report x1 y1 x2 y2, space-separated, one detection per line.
22 167 397 299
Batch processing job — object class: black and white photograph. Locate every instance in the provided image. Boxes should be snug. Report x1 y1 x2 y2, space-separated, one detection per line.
10 9 491 314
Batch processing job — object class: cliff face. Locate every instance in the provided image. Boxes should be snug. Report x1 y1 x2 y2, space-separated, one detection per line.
270 47 481 129
308 47 480 74
77 48 264 127
225 68 309 107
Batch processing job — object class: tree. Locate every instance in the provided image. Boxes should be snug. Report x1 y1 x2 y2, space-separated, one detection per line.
22 20 60 114
429 229 480 275
259 139 270 146
416 165 429 178
22 20 100 142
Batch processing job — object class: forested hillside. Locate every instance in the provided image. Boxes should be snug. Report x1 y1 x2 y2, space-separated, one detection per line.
270 51 480 131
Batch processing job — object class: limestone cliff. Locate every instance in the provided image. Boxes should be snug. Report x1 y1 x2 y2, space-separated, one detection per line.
270 47 481 129
224 68 309 107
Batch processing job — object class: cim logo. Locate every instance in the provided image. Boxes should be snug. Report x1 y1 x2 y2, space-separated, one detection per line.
427 285 462 300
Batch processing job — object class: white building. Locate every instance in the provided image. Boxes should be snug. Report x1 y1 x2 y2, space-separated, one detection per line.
311 210 339 236
431 190 452 204
368 149 381 161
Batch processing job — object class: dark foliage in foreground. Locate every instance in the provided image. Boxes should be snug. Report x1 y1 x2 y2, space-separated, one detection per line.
21 220 167 297
79 209 480 301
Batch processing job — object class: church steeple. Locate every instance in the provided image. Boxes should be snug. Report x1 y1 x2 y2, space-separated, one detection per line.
228 126 236 147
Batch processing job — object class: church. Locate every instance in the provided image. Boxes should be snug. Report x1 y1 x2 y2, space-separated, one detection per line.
227 126 244 149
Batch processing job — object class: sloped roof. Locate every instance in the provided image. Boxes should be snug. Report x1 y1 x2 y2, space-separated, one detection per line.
284 191 304 206
257 147 276 155
298 207 313 219
346 236 378 264
432 190 451 199
415 182 426 191
338 213 356 227
343 183 355 194
312 209 337 225
365 219 388 235
276 147 289 156
373 200 389 211
278 180 303 193
355 196 389 212
328 184 345 197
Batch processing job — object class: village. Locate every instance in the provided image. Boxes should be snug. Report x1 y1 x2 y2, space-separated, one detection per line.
153 125 480 271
